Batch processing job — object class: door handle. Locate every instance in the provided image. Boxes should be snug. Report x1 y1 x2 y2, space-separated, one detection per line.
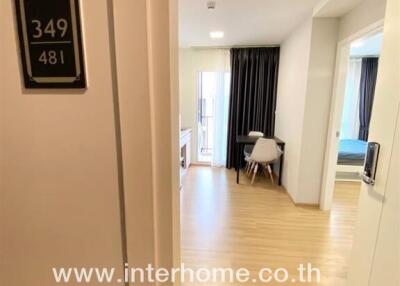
362 142 380 186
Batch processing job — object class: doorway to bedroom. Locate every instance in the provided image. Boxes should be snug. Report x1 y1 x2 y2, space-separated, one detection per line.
321 27 383 211
331 30 382 218
336 32 383 182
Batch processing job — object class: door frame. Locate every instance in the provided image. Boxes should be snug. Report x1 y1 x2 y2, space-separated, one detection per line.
320 20 384 211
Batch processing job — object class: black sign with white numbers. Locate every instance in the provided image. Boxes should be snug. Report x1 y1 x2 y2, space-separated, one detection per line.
15 0 86 89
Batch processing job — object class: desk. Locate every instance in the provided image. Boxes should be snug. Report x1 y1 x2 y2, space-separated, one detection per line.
236 136 285 185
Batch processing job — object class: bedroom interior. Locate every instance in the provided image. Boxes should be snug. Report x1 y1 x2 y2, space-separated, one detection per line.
336 32 382 183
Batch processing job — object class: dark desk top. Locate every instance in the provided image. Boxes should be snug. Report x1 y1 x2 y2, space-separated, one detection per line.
236 135 285 145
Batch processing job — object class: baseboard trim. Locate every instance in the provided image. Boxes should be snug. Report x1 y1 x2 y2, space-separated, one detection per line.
283 188 320 208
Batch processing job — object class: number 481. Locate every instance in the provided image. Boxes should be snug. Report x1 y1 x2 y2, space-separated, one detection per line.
38 50 65 65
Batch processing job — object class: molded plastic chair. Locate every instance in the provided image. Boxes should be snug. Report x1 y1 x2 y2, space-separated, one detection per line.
248 138 281 184
244 131 264 156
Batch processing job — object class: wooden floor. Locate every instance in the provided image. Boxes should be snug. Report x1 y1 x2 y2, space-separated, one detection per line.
181 166 361 285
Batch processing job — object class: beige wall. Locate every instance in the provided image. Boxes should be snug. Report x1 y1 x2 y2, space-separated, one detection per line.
338 0 386 41
0 0 178 285
145 0 180 276
0 0 124 285
179 48 230 163
113 0 157 270
168 0 182 275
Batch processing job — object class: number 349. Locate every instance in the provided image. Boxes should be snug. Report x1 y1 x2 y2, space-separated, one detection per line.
32 19 68 38
38 50 65 65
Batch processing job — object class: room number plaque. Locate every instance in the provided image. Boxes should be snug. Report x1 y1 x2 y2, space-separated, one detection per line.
15 0 86 88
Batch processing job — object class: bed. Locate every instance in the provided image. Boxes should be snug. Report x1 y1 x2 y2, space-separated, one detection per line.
336 139 367 181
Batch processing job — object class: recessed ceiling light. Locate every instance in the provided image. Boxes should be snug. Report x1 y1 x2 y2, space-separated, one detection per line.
210 31 224 39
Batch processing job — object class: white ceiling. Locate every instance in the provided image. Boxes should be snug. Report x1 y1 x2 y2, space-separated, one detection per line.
179 0 321 48
350 32 383 56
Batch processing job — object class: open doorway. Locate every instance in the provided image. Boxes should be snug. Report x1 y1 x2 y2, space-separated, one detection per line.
177 0 390 284
336 32 383 181
321 26 383 210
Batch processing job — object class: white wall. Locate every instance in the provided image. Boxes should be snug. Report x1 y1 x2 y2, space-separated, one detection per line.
297 18 339 203
338 0 386 41
276 17 338 203
275 18 313 200
179 48 230 163
277 0 386 204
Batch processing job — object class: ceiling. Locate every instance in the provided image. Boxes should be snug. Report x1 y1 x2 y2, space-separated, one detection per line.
350 32 383 57
313 0 364 17
179 0 321 48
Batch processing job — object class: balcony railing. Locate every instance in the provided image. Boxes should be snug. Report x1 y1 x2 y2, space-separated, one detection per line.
199 115 213 157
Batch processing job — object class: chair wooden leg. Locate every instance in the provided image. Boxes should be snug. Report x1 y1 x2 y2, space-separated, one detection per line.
246 162 251 174
251 163 258 184
248 162 256 177
246 162 252 176
267 164 275 184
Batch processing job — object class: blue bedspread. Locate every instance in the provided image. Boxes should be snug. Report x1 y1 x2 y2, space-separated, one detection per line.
338 139 367 165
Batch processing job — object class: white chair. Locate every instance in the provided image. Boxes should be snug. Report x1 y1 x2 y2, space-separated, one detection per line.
248 138 282 184
244 131 264 155
244 131 264 174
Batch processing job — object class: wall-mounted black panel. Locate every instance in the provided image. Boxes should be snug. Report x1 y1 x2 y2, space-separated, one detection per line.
15 0 86 89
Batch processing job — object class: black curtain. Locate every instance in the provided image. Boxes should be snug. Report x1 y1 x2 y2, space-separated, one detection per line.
359 57 379 141
226 47 280 168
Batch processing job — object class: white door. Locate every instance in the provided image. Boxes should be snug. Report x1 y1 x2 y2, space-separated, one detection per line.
347 0 400 284
369 103 400 285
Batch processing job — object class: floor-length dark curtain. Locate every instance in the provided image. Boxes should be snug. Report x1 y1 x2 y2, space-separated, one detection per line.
226 47 280 168
359 57 379 141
